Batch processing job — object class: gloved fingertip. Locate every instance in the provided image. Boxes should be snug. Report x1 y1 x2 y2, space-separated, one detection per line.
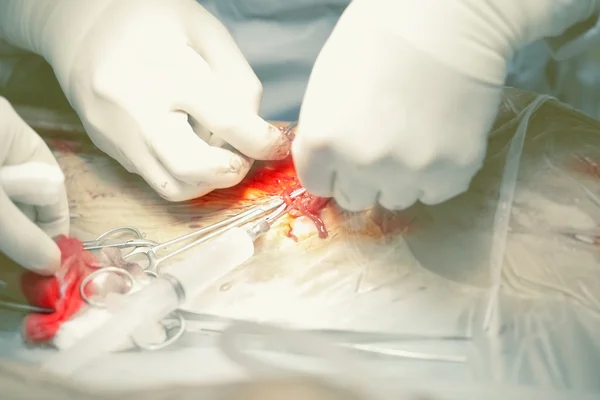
332 176 379 212
227 152 252 174
419 192 452 206
290 140 335 198
29 248 61 276
301 175 335 199
378 188 420 211
151 132 251 189
244 120 291 161
420 182 469 205
200 152 251 190
228 117 291 161
37 210 71 240
381 198 417 212
33 236 63 276
264 123 292 161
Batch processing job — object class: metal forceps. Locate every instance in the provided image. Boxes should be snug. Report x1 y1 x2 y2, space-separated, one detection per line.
82 226 158 253
77 188 306 351
81 120 300 259
83 188 306 277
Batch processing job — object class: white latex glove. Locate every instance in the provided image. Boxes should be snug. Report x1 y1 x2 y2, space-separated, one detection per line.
294 0 600 211
0 0 290 202
0 97 69 274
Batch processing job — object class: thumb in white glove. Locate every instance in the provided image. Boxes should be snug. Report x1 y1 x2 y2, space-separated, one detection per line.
0 97 69 274
293 0 600 212
0 0 291 202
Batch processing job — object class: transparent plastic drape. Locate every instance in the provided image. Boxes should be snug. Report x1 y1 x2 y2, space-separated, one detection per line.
0 87 600 398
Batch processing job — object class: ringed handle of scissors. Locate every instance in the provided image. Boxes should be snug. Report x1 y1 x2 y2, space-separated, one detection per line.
79 266 187 351
133 312 187 351
84 239 158 252
80 266 161 308
82 226 145 250
96 226 143 242
80 267 137 308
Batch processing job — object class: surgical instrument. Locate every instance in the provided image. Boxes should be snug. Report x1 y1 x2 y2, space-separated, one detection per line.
123 191 303 273
80 120 301 257
75 189 306 347
0 280 54 314
43 194 305 375
176 310 472 342
281 121 297 141
82 188 306 275
165 311 470 363
558 230 600 246
81 226 158 253
0 299 54 314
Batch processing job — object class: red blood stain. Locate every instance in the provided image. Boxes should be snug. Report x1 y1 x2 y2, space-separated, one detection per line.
281 184 330 239
189 154 331 239
370 207 416 235
187 126 414 239
572 155 600 179
21 236 96 343
45 138 84 154
190 156 299 206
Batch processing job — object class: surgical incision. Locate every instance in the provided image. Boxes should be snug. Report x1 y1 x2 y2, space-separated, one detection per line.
282 184 330 240
189 126 415 241
190 127 331 240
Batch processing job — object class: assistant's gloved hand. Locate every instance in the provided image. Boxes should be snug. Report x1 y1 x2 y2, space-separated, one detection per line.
0 97 69 274
0 0 290 201
294 0 600 211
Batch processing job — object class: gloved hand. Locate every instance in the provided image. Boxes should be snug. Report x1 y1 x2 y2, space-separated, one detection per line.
0 97 69 274
0 0 290 201
294 0 600 211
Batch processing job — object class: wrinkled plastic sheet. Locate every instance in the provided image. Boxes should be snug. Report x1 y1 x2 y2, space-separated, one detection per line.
1 87 600 397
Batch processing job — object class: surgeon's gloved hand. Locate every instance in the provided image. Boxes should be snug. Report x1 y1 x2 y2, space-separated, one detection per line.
0 0 290 202
294 0 600 211
0 97 69 274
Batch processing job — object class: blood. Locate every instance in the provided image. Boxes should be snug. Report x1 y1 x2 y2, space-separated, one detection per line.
190 126 331 239
369 207 416 235
189 156 300 204
44 138 84 154
20 236 96 343
281 184 330 239
572 155 600 179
